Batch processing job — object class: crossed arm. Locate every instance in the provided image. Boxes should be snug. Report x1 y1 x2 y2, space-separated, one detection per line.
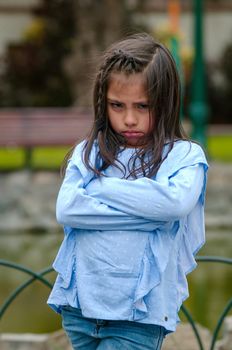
86 163 205 222
56 160 165 231
56 154 204 231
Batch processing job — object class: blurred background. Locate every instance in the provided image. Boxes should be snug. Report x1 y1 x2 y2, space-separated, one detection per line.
0 0 231 342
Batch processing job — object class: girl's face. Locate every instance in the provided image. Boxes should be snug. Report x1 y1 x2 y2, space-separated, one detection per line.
107 72 154 147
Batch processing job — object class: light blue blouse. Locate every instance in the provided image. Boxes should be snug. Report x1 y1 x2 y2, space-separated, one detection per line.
47 140 208 334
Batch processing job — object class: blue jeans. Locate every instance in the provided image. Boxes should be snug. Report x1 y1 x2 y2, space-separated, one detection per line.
61 306 165 350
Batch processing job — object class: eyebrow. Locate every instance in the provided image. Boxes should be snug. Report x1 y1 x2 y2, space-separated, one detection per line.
107 98 121 102
107 98 148 104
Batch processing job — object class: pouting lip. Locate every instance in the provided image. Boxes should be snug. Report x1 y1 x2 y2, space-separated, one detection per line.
121 131 144 138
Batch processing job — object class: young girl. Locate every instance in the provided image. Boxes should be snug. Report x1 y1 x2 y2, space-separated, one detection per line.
48 33 208 350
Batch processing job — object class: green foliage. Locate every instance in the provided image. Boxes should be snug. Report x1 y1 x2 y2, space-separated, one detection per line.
0 0 76 107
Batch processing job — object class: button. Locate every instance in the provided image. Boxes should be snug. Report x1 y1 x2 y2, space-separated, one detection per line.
96 319 108 326
164 316 168 321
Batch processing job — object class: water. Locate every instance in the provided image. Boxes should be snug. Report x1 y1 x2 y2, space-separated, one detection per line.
0 231 63 333
182 231 232 332
0 230 231 334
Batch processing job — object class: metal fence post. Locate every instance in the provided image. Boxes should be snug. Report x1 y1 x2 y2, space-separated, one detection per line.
189 0 209 149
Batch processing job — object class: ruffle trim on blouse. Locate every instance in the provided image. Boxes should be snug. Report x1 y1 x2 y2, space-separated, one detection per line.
133 160 208 320
48 226 80 313
133 221 180 320
52 226 76 289
179 162 208 274
176 190 207 307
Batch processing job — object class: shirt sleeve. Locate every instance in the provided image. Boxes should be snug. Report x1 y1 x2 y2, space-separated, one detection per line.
56 145 166 231
85 163 205 222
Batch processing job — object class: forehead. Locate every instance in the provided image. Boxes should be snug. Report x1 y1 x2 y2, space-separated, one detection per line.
107 72 147 99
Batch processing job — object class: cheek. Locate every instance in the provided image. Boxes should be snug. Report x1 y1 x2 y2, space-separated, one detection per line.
108 111 119 131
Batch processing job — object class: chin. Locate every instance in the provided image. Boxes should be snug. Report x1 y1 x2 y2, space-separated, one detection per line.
125 140 144 148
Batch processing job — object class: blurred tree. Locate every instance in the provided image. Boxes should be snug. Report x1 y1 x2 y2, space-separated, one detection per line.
0 0 141 107
220 43 232 122
64 0 135 106
0 0 76 107
207 42 232 124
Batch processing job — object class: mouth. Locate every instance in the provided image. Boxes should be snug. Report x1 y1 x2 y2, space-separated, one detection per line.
121 131 144 139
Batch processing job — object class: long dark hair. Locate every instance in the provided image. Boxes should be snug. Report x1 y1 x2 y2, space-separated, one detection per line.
63 33 187 178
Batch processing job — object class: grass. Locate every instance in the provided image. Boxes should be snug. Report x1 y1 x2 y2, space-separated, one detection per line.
0 135 231 170
207 135 232 162
0 146 69 170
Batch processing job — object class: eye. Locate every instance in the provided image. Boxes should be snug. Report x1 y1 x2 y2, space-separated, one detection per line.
137 103 149 111
109 102 123 110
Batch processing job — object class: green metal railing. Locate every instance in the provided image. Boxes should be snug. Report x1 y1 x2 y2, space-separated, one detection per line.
0 260 54 319
0 256 232 350
181 256 232 350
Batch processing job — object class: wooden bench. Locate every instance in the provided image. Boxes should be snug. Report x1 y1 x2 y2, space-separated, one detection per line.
0 108 93 168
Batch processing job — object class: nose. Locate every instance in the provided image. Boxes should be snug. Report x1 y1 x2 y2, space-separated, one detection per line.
124 109 137 127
